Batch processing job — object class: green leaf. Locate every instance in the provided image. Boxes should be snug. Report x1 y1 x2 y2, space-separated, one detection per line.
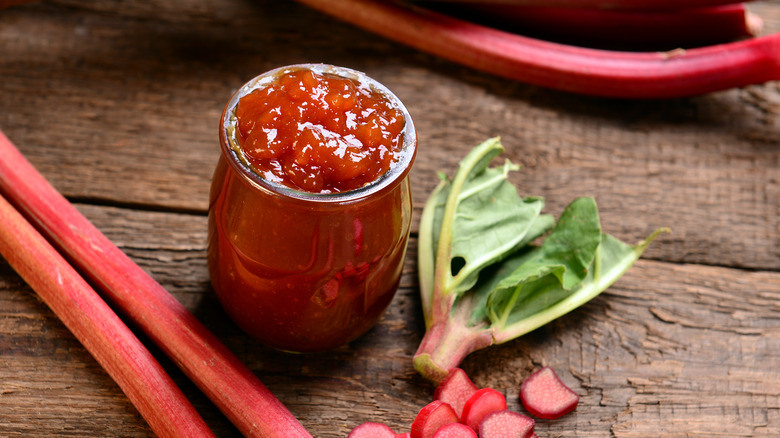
459 213 553 327
430 137 554 301
450 188 547 294
475 197 600 328
495 197 602 292
490 227 669 343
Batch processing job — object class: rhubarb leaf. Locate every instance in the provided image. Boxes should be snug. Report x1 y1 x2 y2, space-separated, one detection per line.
490 227 668 343
414 137 668 383
497 197 602 291
419 137 555 323
483 197 602 328
434 138 553 295
434 138 544 293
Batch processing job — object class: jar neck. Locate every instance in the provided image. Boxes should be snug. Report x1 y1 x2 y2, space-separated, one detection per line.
218 63 417 207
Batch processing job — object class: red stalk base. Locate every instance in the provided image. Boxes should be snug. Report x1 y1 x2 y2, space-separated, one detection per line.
413 318 493 384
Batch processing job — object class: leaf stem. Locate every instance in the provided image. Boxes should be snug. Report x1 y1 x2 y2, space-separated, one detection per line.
418 179 447 325
413 313 493 383
432 137 504 317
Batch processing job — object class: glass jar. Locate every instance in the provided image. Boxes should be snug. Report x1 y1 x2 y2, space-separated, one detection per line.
207 64 417 353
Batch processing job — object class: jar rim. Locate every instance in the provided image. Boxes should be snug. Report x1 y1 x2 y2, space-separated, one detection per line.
219 63 417 204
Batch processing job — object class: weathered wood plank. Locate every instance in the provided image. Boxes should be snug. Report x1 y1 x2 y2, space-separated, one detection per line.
0 1 779 269
1 0 780 436
1 205 778 437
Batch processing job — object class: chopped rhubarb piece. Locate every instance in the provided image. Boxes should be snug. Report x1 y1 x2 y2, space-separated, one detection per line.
411 400 459 438
396 433 412 438
520 367 579 419
460 388 507 431
432 422 478 438
348 422 396 438
478 410 535 438
434 368 479 419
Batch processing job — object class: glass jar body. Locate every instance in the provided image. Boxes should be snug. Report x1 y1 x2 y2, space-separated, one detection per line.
207 157 412 352
207 64 416 352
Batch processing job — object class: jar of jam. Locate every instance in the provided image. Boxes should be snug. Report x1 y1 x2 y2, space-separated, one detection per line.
207 64 417 352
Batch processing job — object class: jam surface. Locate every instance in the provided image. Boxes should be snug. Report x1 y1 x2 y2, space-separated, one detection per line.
234 68 405 193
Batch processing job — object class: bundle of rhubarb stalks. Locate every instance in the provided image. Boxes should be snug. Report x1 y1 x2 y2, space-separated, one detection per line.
295 0 780 98
0 133 312 437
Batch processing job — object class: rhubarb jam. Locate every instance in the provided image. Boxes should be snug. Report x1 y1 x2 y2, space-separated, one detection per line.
207 65 416 352
233 68 405 193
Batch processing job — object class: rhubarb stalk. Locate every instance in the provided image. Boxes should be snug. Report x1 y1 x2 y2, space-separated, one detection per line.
295 0 780 98
0 130 311 437
445 3 762 47
410 0 755 12
0 194 214 438
0 0 38 8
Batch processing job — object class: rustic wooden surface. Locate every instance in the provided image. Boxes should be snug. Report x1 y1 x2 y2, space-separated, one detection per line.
1 1 780 437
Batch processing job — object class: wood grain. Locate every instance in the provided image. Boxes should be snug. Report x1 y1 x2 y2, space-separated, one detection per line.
1 0 779 437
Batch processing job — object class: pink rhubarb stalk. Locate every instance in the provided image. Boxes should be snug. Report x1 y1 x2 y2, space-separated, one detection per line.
295 0 780 98
0 130 311 437
409 0 755 12
450 3 762 46
0 0 38 8
0 194 213 438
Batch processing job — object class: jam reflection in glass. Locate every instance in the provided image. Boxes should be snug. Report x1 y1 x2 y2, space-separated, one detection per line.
207 64 417 352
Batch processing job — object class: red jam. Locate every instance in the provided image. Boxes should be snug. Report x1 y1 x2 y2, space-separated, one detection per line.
233 69 406 193
207 65 416 352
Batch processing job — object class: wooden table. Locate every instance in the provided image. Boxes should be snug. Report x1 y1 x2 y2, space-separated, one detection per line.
1 1 779 436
